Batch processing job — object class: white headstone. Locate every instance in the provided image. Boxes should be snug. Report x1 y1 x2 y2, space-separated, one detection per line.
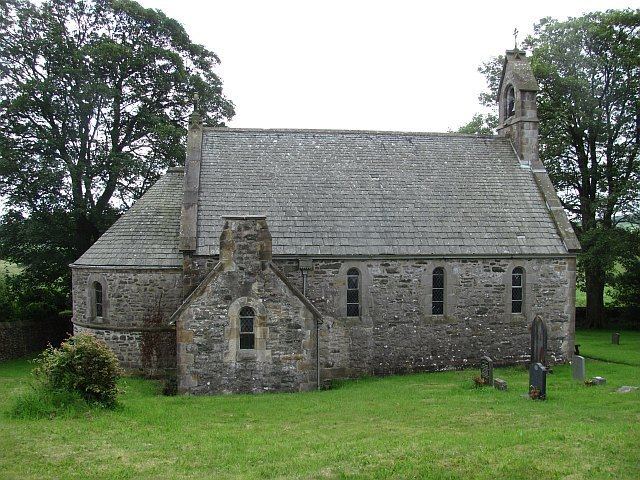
572 355 586 381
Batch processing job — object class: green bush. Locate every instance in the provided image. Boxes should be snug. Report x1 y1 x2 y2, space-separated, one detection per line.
34 334 123 407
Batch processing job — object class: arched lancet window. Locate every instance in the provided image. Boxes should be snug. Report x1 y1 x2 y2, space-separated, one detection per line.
506 85 515 118
239 306 255 349
432 267 445 315
346 268 360 317
512 267 524 313
93 281 103 318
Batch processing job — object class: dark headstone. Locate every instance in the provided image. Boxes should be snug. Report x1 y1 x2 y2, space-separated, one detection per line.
493 378 508 391
529 362 547 400
480 355 493 386
612 332 620 345
572 355 585 381
574 344 581 355
530 315 548 366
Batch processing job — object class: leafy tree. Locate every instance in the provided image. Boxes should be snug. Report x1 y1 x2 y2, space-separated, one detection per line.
612 228 640 307
456 113 497 135
478 10 640 327
0 0 234 301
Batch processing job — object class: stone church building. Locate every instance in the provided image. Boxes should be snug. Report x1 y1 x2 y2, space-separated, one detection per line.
71 49 580 394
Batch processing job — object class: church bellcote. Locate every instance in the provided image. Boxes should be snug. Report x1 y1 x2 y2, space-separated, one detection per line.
497 49 541 168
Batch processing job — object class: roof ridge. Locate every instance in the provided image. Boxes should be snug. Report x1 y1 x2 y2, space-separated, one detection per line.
203 126 502 140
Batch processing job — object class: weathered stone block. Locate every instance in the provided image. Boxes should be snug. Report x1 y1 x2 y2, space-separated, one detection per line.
493 378 508 390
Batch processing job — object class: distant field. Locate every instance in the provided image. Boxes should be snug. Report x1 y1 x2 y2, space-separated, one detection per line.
0 260 21 278
1 330 639 479
575 286 617 307
575 262 625 307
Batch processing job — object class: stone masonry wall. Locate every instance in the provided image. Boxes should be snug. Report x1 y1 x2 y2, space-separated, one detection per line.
0 319 71 362
71 253 575 386
71 267 182 374
275 257 575 380
176 268 317 394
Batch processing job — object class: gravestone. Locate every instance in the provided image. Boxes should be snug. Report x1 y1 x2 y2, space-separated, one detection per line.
529 362 547 400
572 355 586 381
591 376 606 385
480 356 493 386
493 378 508 391
612 332 620 345
616 386 638 394
530 315 548 366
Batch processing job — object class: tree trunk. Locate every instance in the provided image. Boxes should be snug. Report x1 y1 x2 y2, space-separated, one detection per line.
74 212 100 258
585 267 605 328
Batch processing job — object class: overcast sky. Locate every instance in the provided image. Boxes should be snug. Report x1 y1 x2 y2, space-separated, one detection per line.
140 1 636 132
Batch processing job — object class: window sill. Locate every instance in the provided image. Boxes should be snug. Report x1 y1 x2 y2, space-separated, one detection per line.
425 314 453 325
508 313 526 324
237 349 258 360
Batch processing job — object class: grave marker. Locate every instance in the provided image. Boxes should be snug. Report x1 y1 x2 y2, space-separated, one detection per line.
480 356 493 386
572 355 585 381
493 378 508 391
616 386 638 394
530 315 548 366
529 362 547 400
612 332 620 345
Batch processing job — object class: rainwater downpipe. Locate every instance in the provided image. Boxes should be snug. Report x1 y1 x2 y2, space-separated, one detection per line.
299 259 320 390
302 270 308 297
316 315 320 390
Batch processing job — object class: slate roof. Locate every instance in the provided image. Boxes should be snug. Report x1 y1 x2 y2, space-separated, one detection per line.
73 168 183 267
74 128 570 267
195 128 567 257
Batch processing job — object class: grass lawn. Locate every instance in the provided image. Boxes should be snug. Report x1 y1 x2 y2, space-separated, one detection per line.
577 330 640 366
574 262 624 307
1 331 639 479
575 286 617 307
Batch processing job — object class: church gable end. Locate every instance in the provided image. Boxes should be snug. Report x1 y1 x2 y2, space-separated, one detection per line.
497 49 580 253
175 217 319 394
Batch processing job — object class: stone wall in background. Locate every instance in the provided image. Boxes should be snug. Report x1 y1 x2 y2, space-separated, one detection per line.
0 318 71 362
575 306 640 330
